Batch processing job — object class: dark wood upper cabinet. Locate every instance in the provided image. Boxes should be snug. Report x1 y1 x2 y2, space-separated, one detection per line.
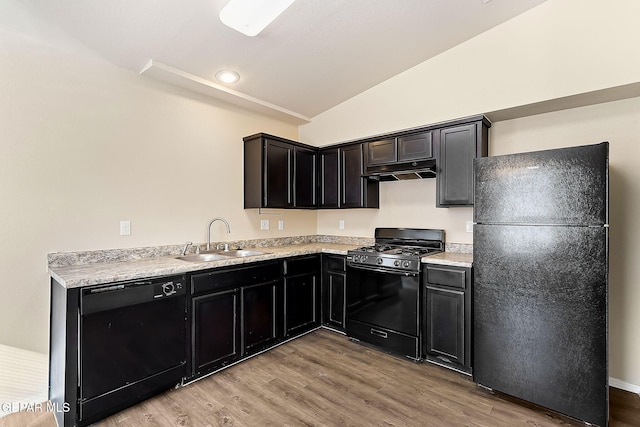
318 143 379 209
244 115 488 210
398 131 433 162
293 146 317 208
244 133 316 209
436 118 490 207
366 138 396 166
341 143 379 209
319 148 340 208
364 131 434 175
264 139 293 208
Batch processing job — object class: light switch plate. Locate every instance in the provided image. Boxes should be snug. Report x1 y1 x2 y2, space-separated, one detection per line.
339 220 345 230
466 221 474 233
278 220 284 230
120 220 131 236
260 219 270 230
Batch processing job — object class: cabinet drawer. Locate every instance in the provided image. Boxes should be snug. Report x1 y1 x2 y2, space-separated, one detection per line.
191 261 281 295
324 254 346 271
425 266 466 289
284 255 320 276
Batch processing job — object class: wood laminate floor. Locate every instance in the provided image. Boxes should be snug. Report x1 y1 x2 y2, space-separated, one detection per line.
6 329 634 427
94 329 639 427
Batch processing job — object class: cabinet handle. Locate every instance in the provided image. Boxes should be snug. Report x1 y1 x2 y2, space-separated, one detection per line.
370 328 387 339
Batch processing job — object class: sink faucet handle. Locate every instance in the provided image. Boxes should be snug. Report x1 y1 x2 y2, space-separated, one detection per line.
216 243 230 251
181 241 193 256
194 245 200 254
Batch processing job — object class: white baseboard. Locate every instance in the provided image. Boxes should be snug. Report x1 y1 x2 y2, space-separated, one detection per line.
609 377 640 394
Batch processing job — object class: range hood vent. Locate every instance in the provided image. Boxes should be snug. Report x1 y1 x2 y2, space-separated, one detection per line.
365 158 437 182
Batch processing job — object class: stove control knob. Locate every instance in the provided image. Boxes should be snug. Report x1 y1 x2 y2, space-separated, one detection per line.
394 260 400 267
403 261 411 268
376 257 383 265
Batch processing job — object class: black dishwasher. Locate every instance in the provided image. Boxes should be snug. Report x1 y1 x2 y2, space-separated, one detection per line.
79 275 187 425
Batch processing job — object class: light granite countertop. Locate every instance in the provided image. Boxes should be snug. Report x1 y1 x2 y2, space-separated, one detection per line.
50 241 473 289
50 243 357 289
422 252 473 268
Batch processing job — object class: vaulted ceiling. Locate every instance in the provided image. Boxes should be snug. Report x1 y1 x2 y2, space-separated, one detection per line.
4 0 547 122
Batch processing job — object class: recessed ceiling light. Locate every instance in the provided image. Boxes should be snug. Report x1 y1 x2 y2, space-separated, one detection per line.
215 70 240 84
219 0 296 37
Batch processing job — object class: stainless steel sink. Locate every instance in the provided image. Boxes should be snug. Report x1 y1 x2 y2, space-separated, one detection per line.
215 249 270 257
174 249 269 263
174 253 233 262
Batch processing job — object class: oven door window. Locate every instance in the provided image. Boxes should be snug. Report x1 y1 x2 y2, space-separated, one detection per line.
346 267 419 336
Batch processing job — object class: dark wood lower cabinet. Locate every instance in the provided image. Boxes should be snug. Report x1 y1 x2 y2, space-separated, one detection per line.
242 280 279 355
189 261 282 377
423 264 472 374
284 255 321 337
192 289 240 373
189 257 321 380
424 286 464 364
322 254 347 331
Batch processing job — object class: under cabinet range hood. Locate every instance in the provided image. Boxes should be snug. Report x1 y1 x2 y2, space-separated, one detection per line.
364 158 437 181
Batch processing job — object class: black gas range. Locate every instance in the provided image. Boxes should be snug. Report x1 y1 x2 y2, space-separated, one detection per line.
347 228 444 273
346 228 445 360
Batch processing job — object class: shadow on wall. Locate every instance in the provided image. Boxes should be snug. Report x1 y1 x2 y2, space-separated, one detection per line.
607 165 629 381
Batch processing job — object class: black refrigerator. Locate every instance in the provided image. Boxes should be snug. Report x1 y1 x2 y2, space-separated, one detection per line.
473 142 609 427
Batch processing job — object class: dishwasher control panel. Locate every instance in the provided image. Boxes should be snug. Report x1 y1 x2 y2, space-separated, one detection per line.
154 280 184 298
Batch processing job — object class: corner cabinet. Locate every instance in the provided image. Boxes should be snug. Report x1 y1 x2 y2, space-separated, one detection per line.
423 264 472 374
318 143 379 209
435 118 490 207
321 254 347 332
283 255 321 337
244 133 317 209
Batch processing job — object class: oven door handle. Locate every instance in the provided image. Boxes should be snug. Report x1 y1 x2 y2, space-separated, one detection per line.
347 263 419 277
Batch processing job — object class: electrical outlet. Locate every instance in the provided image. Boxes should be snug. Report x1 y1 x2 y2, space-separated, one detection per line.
466 221 474 233
120 220 131 236
260 219 270 230
339 220 345 230
278 220 284 230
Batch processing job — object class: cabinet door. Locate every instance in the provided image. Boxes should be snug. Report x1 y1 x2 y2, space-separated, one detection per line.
284 273 319 337
319 148 340 208
323 270 346 330
192 289 240 374
425 286 465 365
437 124 477 206
242 280 279 355
264 139 293 208
341 144 365 208
398 131 432 162
294 146 317 208
366 138 397 166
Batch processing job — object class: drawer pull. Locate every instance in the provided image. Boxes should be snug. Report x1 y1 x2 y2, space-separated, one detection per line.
370 328 388 339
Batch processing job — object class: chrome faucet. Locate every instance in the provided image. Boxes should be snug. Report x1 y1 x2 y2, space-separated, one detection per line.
181 241 192 256
207 217 231 251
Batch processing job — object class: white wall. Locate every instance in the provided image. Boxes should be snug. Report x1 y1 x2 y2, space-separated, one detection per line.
0 28 316 354
300 0 640 389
